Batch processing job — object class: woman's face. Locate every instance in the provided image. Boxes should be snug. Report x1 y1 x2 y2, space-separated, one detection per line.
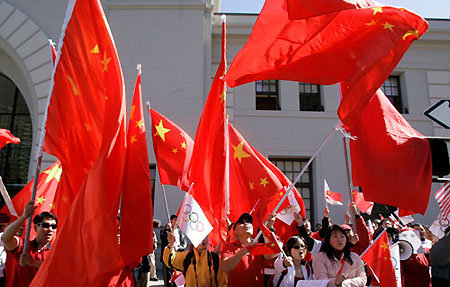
290 240 306 260
330 230 347 251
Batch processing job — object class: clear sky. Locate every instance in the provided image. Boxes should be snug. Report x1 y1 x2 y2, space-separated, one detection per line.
221 0 450 19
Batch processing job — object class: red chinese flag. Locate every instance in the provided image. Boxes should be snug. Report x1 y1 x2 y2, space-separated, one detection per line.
150 108 194 191
352 190 374 214
286 0 377 20
247 225 283 255
188 19 228 244
120 66 153 267
0 161 62 219
361 231 397 287
228 123 306 230
31 0 127 285
0 129 20 149
349 90 432 215
224 0 428 126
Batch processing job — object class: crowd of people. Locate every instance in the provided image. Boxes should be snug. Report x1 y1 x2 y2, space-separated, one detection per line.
0 200 449 287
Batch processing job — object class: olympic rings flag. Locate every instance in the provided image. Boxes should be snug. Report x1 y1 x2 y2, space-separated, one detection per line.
178 192 213 247
276 188 301 225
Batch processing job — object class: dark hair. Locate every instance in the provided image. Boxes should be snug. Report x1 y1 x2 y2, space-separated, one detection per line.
33 211 57 225
170 215 178 221
320 225 353 265
284 236 306 257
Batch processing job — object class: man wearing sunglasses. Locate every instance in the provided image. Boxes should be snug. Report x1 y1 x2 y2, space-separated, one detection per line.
1 200 57 287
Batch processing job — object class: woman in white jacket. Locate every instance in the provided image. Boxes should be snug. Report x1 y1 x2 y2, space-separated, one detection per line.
273 236 313 287
312 225 366 287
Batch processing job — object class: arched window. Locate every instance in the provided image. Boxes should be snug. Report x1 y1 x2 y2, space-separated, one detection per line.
0 73 32 196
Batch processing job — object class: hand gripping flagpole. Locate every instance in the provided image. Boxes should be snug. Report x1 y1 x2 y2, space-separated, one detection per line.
254 121 340 242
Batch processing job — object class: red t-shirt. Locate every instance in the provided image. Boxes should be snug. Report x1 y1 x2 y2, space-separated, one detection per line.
221 240 265 287
8 238 50 287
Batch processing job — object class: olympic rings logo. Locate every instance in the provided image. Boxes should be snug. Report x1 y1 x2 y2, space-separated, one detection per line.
181 204 205 232
279 205 293 215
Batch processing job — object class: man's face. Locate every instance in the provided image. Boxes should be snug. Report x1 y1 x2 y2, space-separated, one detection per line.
171 217 178 228
35 218 57 244
234 220 253 237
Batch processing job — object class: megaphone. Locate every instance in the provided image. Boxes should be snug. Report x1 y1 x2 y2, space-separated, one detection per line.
398 240 413 261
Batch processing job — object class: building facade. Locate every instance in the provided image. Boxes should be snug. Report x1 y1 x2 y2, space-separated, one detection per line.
1 0 449 240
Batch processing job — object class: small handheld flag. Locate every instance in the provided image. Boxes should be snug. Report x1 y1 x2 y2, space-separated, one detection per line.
324 179 343 206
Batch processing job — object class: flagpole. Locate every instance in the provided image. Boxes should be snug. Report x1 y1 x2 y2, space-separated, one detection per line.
225 116 230 216
254 122 339 242
342 131 354 206
145 101 171 224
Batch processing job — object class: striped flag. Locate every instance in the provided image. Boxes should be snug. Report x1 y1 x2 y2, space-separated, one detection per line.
435 181 450 220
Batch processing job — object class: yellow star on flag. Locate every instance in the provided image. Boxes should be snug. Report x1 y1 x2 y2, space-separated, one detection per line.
372 7 383 15
90 44 99 54
220 91 226 102
180 132 184 138
85 123 91 132
130 135 137 144
43 164 62 183
381 242 390 251
365 20 377 27
36 196 46 205
101 52 111 72
135 119 144 130
249 182 255 190
67 76 80 95
154 120 171 142
403 30 419 40
181 142 187 149
260 177 269 187
62 195 70 203
172 148 179 154
232 141 251 163
383 22 394 31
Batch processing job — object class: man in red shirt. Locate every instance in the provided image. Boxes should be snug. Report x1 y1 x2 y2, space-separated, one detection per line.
221 213 276 286
1 200 57 287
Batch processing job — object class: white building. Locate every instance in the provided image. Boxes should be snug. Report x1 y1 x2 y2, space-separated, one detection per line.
0 0 449 240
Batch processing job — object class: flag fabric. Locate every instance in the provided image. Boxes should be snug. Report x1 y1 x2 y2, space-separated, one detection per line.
0 161 62 219
228 123 306 231
429 212 447 239
361 231 397 287
49 39 57 65
170 270 186 286
286 0 378 20
352 190 374 214
0 129 20 149
324 180 342 206
150 108 194 192
435 181 450 220
120 66 153 267
349 90 432 215
31 0 127 285
224 0 428 126
177 192 213 247
0 177 19 218
248 225 283 256
188 19 227 244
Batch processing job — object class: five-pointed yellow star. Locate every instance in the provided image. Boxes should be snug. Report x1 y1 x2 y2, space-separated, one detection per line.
43 163 63 183
249 182 255 190
383 22 394 31
67 76 80 95
36 195 46 205
260 177 269 187
85 123 91 132
372 7 383 15
90 44 99 54
101 52 112 72
232 141 251 163
135 119 144 130
62 195 70 203
172 148 179 154
381 242 390 251
154 120 171 142
365 20 377 27
220 91 226 102
130 135 137 144
181 142 187 149
180 132 185 138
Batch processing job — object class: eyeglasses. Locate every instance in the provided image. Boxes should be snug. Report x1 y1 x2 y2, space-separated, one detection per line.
292 245 303 250
37 222 57 229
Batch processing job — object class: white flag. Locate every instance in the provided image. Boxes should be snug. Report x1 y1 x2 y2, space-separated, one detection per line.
390 243 402 287
178 192 213 247
324 179 342 206
277 187 301 225
0 177 18 217
429 212 448 239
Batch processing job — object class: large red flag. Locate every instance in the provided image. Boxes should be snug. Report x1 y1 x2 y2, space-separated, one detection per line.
0 129 20 149
150 108 194 191
31 0 127 285
224 0 428 126
188 19 227 244
120 66 153 267
349 90 432 215
228 123 306 228
0 161 62 219
361 231 397 287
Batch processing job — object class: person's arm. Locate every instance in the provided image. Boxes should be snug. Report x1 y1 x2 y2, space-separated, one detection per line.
1 200 36 251
319 207 331 239
294 213 315 251
221 246 249 272
351 204 370 252
341 254 367 287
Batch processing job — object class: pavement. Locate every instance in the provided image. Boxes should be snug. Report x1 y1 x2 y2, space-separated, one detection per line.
147 269 165 287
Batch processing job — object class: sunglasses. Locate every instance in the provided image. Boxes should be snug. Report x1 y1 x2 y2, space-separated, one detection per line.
37 222 57 229
292 245 303 250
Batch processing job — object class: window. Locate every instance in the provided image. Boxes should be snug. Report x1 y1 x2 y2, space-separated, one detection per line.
255 80 280 110
381 76 405 113
270 158 314 221
299 82 323 111
0 73 32 197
